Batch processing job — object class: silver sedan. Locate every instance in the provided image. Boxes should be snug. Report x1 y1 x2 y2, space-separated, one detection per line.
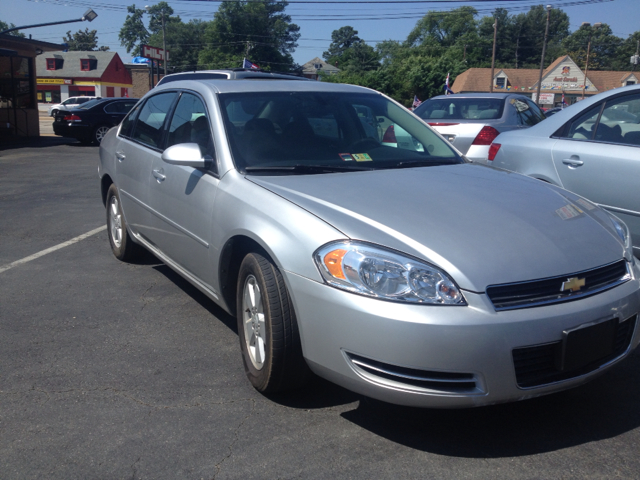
413 93 546 163
99 79 639 408
489 84 640 259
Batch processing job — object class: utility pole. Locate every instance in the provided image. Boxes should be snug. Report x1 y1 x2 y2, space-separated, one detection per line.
490 18 497 93
582 22 602 100
161 11 167 75
463 44 467 62
535 5 552 107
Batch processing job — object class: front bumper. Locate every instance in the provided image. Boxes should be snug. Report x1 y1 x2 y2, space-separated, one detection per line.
287 262 640 408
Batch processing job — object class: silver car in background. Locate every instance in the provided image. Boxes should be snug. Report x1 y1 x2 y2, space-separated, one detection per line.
489 84 640 258
413 93 546 163
99 79 639 408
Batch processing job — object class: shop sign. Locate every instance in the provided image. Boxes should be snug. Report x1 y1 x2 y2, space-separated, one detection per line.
141 44 170 62
38 78 73 85
532 93 555 104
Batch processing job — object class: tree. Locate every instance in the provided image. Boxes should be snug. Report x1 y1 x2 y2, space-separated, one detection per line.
0 20 26 37
199 0 300 71
563 23 622 70
323 26 362 63
63 28 109 51
119 4 149 56
406 7 477 48
613 31 640 71
148 19 207 72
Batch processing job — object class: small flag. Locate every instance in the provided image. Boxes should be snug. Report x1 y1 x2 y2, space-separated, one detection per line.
443 72 454 95
243 58 260 69
412 95 422 109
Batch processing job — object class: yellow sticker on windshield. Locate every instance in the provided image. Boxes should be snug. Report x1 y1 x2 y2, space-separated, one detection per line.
353 153 372 162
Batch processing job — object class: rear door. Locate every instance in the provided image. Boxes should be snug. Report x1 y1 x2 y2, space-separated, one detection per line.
551 92 640 246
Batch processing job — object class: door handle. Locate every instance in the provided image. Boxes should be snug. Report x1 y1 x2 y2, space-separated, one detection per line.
562 156 584 168
152 168 166 182
115 151 125 162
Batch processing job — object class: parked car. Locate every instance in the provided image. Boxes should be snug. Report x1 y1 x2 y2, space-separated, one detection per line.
47 96 100 117
412 93 546 163
53 97 139 144
99 79 639 408
489 84 640 259
155 68 310 87
543 106 564 117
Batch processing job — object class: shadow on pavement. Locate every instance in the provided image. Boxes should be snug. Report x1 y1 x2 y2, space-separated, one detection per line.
0 136 78 152
340 349 640 457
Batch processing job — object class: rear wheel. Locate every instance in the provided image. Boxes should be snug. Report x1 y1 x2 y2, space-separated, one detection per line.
106 184 143 262
94 125 110 144
236 252 309 393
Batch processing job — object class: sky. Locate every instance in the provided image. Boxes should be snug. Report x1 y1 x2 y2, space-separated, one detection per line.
1 0 638 68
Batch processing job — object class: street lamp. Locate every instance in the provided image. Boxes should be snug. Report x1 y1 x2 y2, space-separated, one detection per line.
0 8 98 35
145 5 168 75
582 22 602 99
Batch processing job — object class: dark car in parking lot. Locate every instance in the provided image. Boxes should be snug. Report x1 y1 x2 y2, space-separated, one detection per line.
53 97 139 144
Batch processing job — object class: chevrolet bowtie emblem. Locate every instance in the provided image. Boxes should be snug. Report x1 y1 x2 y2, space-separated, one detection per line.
561 276 586 292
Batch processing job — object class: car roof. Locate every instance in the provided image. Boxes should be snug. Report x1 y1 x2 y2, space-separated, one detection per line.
153 79 378 95
157 69 309 86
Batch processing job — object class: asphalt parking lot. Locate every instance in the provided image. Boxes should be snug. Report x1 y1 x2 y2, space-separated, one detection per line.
1 138 640 479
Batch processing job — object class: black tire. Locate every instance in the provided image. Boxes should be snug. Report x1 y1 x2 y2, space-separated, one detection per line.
236 252 309 393
106 184 143 262
93 125 111 145
50 109 58 117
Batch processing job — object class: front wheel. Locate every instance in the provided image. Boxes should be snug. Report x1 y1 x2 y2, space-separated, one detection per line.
236 252 309 393
93 125 111 144
50 109 58 117
106 184 143 262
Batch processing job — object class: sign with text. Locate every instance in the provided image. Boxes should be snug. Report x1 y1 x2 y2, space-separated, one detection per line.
141 44 170 62
531 93 555 105
38 78 73 85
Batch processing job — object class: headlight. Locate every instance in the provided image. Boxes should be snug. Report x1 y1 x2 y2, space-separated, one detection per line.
314 241 466 305
606 211 634 264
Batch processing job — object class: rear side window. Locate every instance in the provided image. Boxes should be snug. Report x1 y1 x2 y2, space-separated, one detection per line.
119 104 141 138
513 99 544 126
130 92 177 148
558 104 603 140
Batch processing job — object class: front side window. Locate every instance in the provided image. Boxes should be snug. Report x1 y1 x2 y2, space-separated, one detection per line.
220 91 462 173
130 92 177 148
558 93 640 145
166 92 216 172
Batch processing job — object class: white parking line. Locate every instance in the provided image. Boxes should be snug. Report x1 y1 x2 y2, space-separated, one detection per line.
0 226 107 274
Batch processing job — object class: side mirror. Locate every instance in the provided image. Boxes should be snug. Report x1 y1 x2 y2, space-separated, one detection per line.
162 143 212 169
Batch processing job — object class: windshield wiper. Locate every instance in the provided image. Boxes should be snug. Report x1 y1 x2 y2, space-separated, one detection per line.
245 164 375 174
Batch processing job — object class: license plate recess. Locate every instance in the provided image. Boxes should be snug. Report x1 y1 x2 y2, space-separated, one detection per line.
557 318 617 371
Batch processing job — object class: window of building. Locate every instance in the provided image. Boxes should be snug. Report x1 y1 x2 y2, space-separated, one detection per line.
626 80 636 86
495 77 506 88
80 59 91 71
314 64 322 69
46 58 56 70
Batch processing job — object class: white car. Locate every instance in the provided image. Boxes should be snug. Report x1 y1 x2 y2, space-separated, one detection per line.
47 96 100 117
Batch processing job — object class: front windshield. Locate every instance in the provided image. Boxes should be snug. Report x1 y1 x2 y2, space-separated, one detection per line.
219 91 462 173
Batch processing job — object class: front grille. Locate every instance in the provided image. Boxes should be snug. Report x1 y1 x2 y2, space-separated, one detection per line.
487 260 630 311
512 314 636 388
346 352 480 394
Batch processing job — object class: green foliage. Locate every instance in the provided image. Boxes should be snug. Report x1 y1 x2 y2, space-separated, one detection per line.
63 28 109 51
198 0 300 71
563 23 622 71
119 4 149 56
0 20 26 37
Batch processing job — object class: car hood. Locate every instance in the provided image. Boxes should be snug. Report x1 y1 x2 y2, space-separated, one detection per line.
248 164 625 291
